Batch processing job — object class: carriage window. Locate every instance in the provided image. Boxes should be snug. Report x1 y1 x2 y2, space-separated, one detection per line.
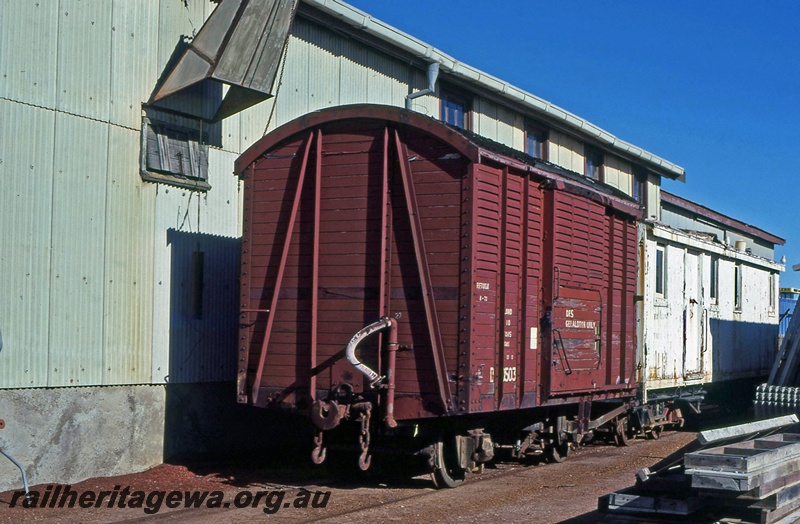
769 272 776 314
734 263 743 311
655 245 666 297
710 255 719 303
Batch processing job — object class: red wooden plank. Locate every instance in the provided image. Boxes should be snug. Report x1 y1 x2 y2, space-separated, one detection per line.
395 130 452 413
251 132 314 406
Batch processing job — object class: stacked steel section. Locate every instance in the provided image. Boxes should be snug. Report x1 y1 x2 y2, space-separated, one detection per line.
756 297 800 419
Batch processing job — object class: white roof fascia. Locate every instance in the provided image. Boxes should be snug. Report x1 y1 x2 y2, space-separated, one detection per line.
303 0 686 181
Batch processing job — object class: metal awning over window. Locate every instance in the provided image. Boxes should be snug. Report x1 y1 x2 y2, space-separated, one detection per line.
150 0 297 122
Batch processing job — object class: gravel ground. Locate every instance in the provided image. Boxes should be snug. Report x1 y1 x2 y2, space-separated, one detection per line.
0 429 700 524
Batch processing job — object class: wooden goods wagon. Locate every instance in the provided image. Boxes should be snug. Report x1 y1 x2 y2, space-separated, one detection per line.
235 105 640 486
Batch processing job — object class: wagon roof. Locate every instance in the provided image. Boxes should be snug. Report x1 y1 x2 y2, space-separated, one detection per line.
235 104 641 216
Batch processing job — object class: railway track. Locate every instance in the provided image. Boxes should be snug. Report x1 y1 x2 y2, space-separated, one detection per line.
101 431 695 524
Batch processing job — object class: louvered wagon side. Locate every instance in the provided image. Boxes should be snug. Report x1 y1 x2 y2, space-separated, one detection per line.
235 105 640 487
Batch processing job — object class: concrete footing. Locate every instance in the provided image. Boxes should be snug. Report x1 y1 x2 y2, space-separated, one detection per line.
0 385 165 492
0 382 312 492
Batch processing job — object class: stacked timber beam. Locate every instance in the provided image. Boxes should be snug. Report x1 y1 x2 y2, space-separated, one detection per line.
598 416 800 523
684 434 800 523
756 299 800 419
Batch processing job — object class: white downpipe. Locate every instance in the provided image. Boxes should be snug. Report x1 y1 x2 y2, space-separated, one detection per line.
405 62 439 110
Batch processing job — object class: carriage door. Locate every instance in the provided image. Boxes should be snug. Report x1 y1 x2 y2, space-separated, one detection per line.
683 250 704 379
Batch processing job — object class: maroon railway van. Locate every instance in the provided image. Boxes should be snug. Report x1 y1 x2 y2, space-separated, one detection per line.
235 105 640 486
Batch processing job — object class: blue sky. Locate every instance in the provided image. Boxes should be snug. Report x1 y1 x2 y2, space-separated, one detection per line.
344 1 800 287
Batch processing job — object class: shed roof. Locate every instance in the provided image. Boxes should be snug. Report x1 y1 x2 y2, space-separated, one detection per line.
301 0 686 182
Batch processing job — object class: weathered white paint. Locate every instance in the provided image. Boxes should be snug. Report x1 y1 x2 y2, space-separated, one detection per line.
641 223 782 396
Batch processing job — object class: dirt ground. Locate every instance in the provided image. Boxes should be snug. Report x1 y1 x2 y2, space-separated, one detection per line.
0 428 700 524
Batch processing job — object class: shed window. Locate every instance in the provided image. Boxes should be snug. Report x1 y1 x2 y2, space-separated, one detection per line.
633 166 647 204
141 118 211 191
525 124 548 160
440 89 470 130
585 146 604 181
655 245 666 296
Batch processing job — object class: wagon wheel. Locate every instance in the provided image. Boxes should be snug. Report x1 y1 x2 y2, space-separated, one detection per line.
647 425 663 440
613 417 629 447
431 440 466 488
544 441 570 463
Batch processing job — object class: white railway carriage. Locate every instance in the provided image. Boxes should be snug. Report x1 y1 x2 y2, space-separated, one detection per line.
638 191 784 411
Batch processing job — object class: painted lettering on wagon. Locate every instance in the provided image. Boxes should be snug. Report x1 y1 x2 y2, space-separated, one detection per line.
475 282 491 303
564 320 597 329
504 308 514 347
563 309 596 329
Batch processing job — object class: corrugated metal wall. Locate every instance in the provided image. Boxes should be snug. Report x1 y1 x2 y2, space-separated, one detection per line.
0 2 59 107
268 17 412 131
548 131 585 174
605 156 632 194
0 0 243 388
48 115 109 386
0 101 55 388
103 126 156 385
473 98 521 150
150 149 242 384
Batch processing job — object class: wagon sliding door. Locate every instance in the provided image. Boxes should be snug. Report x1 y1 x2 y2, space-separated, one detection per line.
544 190 635 397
